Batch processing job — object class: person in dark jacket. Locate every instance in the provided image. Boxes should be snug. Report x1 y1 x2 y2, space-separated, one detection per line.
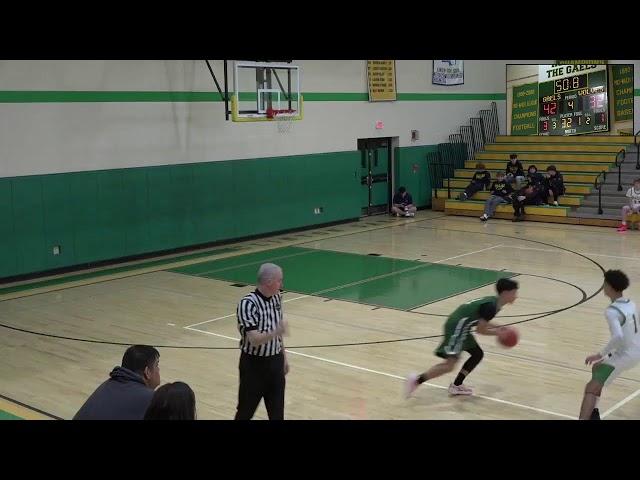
505 154 525 186
525 165 546 204
480 171 513 221
391 186 417 217
525 165 544 187
544 165 565 206
73 345 161 420
512 181 544 222
458 162 491 200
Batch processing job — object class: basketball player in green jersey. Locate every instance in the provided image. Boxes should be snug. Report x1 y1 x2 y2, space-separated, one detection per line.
405 278 519 397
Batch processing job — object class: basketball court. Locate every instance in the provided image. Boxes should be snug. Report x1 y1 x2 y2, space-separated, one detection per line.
2 211 640 420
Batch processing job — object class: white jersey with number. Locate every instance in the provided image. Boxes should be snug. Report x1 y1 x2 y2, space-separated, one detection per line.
626 187 640 207
601 298 640 357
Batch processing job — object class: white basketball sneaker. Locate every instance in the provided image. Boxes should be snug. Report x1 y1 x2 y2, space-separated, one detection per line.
448 383 473 396
404 373 419 398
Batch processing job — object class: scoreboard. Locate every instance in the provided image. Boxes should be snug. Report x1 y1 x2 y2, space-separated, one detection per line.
537 65 609 136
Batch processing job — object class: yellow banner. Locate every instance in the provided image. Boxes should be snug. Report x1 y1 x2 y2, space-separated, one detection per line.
367 60 397 101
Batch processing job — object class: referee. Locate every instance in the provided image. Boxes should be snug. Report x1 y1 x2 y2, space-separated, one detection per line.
234 263 289 420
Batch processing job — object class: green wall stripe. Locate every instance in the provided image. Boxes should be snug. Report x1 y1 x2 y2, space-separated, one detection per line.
304 92 369 101
1 89 638 103
0 91 221 103
0 91 507 103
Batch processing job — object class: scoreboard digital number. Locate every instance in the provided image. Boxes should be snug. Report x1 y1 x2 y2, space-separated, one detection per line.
537 67 609 136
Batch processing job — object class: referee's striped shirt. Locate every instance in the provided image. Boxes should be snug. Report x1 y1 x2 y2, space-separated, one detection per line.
237 289 283 356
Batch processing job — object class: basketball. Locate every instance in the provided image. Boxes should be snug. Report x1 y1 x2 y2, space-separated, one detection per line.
498 327 518 348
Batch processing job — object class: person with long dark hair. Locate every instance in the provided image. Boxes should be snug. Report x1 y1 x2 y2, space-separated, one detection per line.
144 381 196 420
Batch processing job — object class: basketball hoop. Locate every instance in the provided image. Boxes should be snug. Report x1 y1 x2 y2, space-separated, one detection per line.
266 107 296 133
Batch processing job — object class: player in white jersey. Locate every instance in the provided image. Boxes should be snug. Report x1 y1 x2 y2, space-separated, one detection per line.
617 178 640 232
579 270 640 420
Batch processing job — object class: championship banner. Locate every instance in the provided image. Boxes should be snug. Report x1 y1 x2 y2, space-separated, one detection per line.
432 60 464 86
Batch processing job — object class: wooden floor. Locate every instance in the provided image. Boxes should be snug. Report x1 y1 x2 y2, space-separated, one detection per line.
2 211 640 420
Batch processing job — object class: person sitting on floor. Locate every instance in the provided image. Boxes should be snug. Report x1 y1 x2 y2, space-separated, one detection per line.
458 163 491 201
391 186 417 217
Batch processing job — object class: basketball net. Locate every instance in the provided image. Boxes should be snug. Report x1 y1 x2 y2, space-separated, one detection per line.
266 107 295 134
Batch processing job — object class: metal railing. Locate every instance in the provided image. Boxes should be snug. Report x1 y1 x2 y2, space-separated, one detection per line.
438 142 467 170
635 129 640 170
428 143 468 199
449 132 471 162
447 102 501 163
594 170 607 215
429 102 500 200
460 125 475 161
470 117 485 152
449 133 463 144
479 102 499 145
615 149 626 191
428 155 449 199
592 148 626 214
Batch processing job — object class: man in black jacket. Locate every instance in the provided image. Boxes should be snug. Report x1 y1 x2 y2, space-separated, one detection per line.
512 181 543 222
458 163 491 200
544 165 565 206
505 154 525 186
523 165 546 205
73 345 161 420
525 165 544 187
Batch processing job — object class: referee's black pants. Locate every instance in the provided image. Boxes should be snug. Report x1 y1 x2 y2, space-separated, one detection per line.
235 351 285 420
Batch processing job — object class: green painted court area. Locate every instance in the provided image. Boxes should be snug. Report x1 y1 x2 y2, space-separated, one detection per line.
170 247 514 310
0 410 22 420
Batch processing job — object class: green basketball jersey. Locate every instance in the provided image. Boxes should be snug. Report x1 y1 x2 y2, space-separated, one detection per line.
435 296 499 358
447 295 498 327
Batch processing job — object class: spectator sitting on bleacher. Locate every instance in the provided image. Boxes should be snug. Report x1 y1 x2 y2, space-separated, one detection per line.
458 162 491 201
505 153 525 186
617 178 640 232
480 171 513 222
525 165 544 186
544 165 565 206
525 165 546 204
512 180 544 222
